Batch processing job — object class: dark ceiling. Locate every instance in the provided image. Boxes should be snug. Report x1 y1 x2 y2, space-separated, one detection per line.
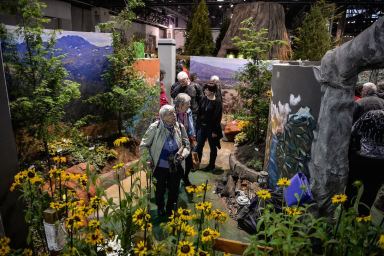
67 0 384 35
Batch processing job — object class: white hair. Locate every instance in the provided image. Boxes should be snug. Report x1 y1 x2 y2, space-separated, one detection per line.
159 104 175 119
362 82 377 97
210 75 220 81
177 71 189 81
174 93 191 108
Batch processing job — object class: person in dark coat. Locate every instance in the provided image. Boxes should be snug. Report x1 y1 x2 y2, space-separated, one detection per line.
196 82 223 171
171 71 203 128
353 82 384 122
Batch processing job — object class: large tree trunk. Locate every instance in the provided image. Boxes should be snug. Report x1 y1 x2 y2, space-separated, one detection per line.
217 2 291 60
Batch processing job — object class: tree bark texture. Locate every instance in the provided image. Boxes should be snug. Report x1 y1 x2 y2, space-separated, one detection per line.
217 2 291 60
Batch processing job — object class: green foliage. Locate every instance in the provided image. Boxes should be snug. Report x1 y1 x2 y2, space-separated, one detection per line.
185 0 214 56
88 0 157 135
214 17 230 56
2 0 80 157
184 4 197 54
232 18 284 142
293 0 334 60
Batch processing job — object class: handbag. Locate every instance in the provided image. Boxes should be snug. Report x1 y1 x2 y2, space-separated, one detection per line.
284 172 313 206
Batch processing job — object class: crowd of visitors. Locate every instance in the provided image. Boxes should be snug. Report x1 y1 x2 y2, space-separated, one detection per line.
140 69 223 217
349 82 384 210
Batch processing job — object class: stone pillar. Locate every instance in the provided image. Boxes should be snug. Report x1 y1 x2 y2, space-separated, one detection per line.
0 42 27 247
158 38 176 103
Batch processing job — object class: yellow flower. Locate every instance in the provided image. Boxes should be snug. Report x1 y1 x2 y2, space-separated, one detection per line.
331 194 347 205
126 169 134 176
209 209 228 223
132 208 150 226
284 207 303 216
0 237 11 256
378 234 384 249
61 172 71 182
52 156 67 164
195 202 212 212
277 177 291 187
197 183 211 193
78 174 88 187
256 189 272 200
86 229 104 245
134 240 147 256
178 208 194 221
29 174 44 185
237 120 250 131
140 222 153 232
66 214 83 230
185 185 198 194
181 223 196 237
356 215 371 223
88 219 100 229
22 248 33 256
223 253 231 256
90 196 105 210
201 228 220 243
10 171 27 191
113 137 129 147
50 202 65 210
197 249 210 256
177 240 195 256
112 162 124 170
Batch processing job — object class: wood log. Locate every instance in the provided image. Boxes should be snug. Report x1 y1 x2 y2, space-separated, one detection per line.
218 2 291 60
213 237 273 254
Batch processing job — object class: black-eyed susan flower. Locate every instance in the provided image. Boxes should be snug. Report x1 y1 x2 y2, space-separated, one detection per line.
284 207 303 216
197 183 211 193
86 229 104 245
50 202 65 210
78 174 88 187
209 209 228 223
0 237 11 256
197 249 210 256
331 194 347 205
277 177 291 187
223 253 231 256
181 223 196 237
66 214 83 230
22 248 33 256
90 196 105 210
178 208 194 221
10 171 27 191
88 219 100 229
185 185 198 194
52 156 66 164
378 234 384 249
126 169 134 176
195 202 212 212
113 137 129 147
140 222 153 232
356 215 371 223
201 228 220 243
256 189 271 200
177 240 195 256
134 240 147 256
132 208 150 226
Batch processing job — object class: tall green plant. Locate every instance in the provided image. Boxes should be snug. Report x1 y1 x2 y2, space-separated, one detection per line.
2 0 80 158
294 0 335 60
88 0 157 136
185 0 214 56
233 18 285 143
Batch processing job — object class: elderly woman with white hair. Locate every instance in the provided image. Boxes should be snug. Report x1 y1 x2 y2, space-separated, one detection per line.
174 93 196 186
140 104 190 216
353 82 384 122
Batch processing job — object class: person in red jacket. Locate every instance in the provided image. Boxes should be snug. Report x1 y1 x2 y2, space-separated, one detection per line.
159 70 169 107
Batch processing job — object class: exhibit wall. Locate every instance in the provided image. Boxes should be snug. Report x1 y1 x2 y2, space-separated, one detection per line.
265 64 322 190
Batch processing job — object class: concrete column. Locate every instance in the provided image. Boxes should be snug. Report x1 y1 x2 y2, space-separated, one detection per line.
0 42 27 248
158 38 176 103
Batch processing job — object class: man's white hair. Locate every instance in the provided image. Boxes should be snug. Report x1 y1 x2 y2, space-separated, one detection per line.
210 75 220 81
177 71 189 81
362 82 377 97
159 104 175 119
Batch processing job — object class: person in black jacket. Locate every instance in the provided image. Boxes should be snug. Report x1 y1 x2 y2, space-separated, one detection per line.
171 71 203 128
196 82 223 171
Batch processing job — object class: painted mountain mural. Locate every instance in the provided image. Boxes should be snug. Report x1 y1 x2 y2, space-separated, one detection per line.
15 35 113 96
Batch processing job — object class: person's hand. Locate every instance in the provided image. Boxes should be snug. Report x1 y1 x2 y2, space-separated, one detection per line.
146 161 153 168
176 154 184 161
212 133 217 138
191 140 197 148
